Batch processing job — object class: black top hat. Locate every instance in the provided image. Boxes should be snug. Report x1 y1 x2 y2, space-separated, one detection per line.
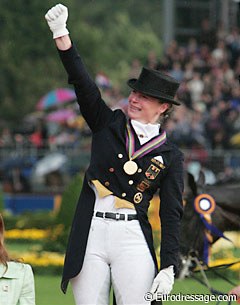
127 67 181 105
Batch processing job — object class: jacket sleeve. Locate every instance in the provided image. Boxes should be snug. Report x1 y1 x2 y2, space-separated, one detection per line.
159 150 184 275
58 44 113 133
19 264 36 305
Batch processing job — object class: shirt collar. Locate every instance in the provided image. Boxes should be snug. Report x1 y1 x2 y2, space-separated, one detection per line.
0 262 22 278
131 119 160 144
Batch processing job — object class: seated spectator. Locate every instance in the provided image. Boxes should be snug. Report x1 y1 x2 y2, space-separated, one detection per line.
170 62 184 82
0 127 14 148
188 72 204 103
145 49 159 69
128 58 142 79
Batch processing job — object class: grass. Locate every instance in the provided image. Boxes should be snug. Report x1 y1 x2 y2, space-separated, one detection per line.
6 243 239 305
34 275 237 305
35 275 75 305
168 278 236 305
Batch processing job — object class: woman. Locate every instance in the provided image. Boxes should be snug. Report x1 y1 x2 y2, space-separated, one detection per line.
0 214 35 305
45 4 184 305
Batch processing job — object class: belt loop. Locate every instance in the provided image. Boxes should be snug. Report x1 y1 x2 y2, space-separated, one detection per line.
115 213 120 220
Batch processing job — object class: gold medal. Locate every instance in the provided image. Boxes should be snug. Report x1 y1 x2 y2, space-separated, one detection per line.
123 160 138 175
124 121 167 177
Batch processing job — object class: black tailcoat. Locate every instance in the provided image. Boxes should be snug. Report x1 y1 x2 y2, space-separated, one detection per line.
58 45 184 298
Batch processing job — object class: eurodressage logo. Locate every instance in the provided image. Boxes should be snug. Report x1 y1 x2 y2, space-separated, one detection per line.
144 292 237 303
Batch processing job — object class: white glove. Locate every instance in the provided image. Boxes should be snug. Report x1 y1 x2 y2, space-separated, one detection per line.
150 265 174 299
45 3 69 39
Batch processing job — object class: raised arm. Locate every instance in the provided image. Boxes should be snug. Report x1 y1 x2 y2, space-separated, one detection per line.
45 4 71 50
44 4 114 132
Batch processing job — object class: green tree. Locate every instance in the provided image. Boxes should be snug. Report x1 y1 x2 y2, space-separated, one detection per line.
0 0 163 127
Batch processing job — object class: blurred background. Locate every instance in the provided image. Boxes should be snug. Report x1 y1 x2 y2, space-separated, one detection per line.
0 0 240 304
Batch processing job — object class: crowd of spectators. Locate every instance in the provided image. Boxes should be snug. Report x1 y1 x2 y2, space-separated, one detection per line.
96 20 240 155
0 20 240 157
135 21 240 152
98 21 240 181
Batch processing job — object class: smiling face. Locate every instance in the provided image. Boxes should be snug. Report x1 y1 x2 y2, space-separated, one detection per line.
127 90 170 124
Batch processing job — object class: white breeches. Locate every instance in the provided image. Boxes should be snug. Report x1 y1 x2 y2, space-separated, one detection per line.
70 216 155 305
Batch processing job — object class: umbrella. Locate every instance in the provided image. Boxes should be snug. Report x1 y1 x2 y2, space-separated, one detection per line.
36 88 76 110
31 153 68 177
46 109 77 123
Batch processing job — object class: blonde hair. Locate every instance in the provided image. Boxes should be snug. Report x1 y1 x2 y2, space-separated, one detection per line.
0 214 10 265
158 102 174 124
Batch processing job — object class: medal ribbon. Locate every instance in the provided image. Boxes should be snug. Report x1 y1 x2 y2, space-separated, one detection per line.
126 121 167 160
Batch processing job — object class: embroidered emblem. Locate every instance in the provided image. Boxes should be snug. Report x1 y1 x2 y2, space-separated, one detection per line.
137 180 150 192
151 157 165 169
145 164 161 180
133 192 143 204
153 155 164 163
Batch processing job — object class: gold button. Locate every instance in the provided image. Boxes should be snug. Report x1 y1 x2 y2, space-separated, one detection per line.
122 193 126 197
105 181 110 187
133 192 143 204
128 180 133 185
138 168 142 173
118 154 123 158
109 168 114 172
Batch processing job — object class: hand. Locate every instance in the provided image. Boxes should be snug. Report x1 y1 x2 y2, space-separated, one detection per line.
45 4 69 39
150 265 174 300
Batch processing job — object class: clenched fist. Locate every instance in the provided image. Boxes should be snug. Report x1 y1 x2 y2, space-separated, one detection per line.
45 4 69 39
